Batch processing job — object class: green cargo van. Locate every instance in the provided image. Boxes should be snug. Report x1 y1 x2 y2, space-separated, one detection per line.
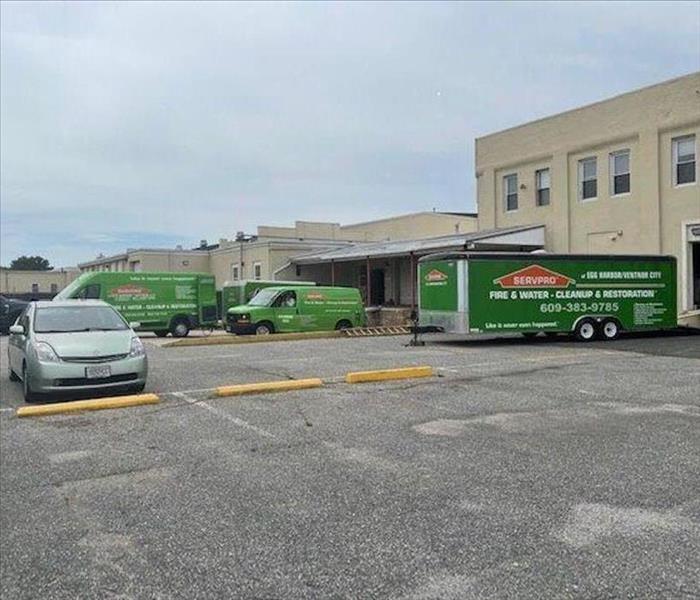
226 285 366 335
222 280 315 325
55 272 217 337
419 252 677 341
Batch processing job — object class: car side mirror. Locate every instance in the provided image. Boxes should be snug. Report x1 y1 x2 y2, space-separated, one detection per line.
129 322 141 330
9 324 25 336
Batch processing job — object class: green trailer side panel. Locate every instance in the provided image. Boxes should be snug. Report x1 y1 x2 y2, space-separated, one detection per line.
467 257 677 332
418 260 458 311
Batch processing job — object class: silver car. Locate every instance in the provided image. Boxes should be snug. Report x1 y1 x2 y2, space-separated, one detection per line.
7 300 148 402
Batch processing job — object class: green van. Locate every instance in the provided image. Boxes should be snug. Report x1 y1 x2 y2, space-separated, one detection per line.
222 280 315 325
55 272 218 337
226 286 366 335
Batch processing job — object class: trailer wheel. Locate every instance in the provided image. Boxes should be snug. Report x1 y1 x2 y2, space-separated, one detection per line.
601 318 621 341
170 318 190 338
255 322 274 335
574 318 597 342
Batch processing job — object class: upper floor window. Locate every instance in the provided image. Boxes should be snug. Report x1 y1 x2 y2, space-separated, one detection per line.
232 263 240 281
253 262 262 280
610 150 630 196
673 135 696 186
578 157 597 201
503 174 518 212
535 169 550 206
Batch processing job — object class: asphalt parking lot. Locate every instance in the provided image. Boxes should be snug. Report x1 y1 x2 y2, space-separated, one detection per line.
1 331 699 599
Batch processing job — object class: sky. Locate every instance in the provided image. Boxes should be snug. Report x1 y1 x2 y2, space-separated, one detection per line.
1 1 699 267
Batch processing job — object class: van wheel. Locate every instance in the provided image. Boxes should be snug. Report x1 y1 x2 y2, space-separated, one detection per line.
574 318 597 342
154 330 169 338
170 319 190 338
335 320 352 331
22 365 40 403
255 322 274 335
601 319 621 341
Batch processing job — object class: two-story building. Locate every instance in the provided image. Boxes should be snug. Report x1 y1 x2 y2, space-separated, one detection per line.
475 72 700 325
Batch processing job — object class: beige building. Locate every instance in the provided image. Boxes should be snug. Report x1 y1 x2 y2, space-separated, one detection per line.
0 267 80 299
475 72 700 323
78 212 482 300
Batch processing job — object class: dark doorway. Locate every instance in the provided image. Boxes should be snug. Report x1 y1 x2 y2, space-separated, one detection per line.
693 242 700 309
370 268 385 306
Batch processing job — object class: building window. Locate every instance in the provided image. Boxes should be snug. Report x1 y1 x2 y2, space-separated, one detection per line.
232 263 240 281
673 135 696 185
579 157 597 200
50 283 58 294
610 150 631 196
535 169 550 206
253 262 262 280
31 283 39 295
503 174 518 211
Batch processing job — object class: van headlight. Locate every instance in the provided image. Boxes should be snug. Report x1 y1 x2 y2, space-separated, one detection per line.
35 342 60 363
129 337 146 358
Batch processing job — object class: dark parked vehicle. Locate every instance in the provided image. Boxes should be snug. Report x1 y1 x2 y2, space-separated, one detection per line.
0 295 29 334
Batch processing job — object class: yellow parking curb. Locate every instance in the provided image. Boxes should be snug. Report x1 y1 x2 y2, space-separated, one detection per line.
215 378 324 398
16 393 160 418
345 366 434 384
165 331 342 348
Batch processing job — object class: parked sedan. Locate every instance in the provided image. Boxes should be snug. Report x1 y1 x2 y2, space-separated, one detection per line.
7 300 148 402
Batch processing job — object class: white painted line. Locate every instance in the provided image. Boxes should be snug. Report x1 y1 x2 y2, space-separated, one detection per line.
173 392 277 440
0 407 15 413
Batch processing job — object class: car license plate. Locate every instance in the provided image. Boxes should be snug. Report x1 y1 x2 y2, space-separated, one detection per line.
85 365 111 379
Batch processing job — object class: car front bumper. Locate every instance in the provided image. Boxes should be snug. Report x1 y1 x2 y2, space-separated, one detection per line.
27 355 148 394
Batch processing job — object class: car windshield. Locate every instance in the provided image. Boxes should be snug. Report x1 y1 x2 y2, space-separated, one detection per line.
247 288 279 306
34 306 128 333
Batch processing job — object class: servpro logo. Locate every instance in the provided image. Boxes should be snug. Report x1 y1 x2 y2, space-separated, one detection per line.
306 291 326 301
425 269 448 283
494 265 575 289
108 284 153 299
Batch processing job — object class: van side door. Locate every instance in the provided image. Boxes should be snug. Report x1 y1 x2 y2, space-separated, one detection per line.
271 291 302 332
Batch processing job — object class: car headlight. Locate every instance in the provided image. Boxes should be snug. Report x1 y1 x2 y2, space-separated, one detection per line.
129 336 146 358
35 342 60 363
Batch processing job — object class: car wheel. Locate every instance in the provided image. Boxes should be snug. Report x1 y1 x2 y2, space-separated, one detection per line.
601 318 621 341
128 383 146 394
22 365 40 403
335 320 352 331
171 319 190 338
154 330 169 338
255 322 273 335
574 318 597 342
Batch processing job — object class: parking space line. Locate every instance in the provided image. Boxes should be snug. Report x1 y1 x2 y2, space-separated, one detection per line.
173 392 277 440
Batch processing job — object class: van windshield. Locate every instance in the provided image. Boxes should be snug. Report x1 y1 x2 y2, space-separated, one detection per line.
247 289 280 306
34 306 128 333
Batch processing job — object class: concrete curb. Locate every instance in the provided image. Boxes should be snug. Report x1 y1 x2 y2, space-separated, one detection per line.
345 366 434 384
164 330 342 348
215 378 324 398
16 393 160 418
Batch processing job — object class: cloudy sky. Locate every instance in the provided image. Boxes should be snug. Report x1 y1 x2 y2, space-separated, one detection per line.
2 1 699 267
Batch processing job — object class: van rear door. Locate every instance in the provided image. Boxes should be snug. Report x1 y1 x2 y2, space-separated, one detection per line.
198 277 218 325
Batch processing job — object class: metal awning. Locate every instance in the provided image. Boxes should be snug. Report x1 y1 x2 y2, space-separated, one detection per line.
291 225 545 264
